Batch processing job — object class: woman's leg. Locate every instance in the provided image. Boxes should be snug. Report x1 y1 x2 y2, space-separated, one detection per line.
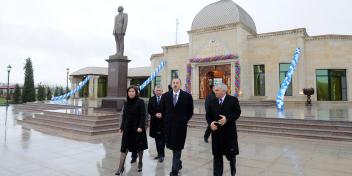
117 151 127 171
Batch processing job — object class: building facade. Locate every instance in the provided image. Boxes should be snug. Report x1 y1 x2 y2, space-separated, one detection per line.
150 0 352 101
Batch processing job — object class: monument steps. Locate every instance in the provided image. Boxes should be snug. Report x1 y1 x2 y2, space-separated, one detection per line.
238 129 352 142
13 103 78 112
20 118 119 134
16 102 120 136
187 115 352 141
34 114 119 126
19 120 119 136
190 116 352 129
41 111 119 120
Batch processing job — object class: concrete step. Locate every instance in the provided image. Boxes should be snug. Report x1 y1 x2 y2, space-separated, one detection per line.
20 118 119 134
238 120 352 131
238 124 352 137
240 116 352 126
26 102 80 108
187 123 352 141
190 115 352 127
34 114 119 126
15 103 79 109
40 111 119 121
238 129 352 142
189 117 352 130
19 120 119 136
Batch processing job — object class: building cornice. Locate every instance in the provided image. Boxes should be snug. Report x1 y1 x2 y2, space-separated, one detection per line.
188 22 256 35
248 28 308 39
305 34 352 41
162 43 189 50
150 53 164 61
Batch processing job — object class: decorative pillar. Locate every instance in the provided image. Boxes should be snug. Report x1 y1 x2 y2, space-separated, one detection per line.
74 79 80 98
93 76 100 99
88 75 94 98
191 64 199 100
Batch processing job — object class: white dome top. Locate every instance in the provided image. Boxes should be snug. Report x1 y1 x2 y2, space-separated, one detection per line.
191 0 256 32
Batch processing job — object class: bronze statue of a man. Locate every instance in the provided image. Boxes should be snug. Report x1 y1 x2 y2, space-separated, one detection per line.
113 6 128 56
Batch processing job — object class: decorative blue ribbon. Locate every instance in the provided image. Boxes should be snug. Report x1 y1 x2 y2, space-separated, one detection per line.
139 60 166 91
276 48 301 111
51 75 92 101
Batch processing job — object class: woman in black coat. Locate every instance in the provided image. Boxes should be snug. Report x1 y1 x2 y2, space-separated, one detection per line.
115 86 148 175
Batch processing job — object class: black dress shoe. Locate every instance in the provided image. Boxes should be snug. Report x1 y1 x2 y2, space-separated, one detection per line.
158 157 164 163
169 171 178 176
154 156 160 160
115 167 124 175
130 158 137 163
137 161 143 172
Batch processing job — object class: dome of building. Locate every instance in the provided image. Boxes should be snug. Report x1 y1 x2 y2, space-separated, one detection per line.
191 0 256 32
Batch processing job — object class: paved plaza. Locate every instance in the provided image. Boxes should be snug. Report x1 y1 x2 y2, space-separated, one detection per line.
1 105 352 176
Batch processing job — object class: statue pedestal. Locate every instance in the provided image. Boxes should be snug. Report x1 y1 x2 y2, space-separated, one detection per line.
101 55 131 110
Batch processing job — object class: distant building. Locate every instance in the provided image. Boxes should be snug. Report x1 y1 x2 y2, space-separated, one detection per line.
0 85 16 98
69 66 152 98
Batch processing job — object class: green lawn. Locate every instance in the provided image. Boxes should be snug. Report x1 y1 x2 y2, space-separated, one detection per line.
0 97 8 105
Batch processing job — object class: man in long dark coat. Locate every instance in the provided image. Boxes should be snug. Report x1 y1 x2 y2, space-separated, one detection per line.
206 83 241 176
148 85 165 162
204 85 216 143
160 78 194 176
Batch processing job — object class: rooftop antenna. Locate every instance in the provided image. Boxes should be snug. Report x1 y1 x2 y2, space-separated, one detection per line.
175 18 179 44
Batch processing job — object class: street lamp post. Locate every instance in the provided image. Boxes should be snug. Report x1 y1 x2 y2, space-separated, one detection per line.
66 68 70 93
6 65 12 106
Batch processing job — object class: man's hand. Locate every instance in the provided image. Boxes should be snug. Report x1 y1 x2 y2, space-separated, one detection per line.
210 121 218 131
137 128 142 132
219 115 227 126
118 129 123 133
156 113 162 119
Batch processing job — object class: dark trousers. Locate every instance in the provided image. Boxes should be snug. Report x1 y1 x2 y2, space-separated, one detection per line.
171 150 182 173
155 133 165 157
131 152 137 159
204 126 211 139
213 155 236 176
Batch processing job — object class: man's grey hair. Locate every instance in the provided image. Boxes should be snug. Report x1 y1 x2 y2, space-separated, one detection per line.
154 85 162 90
214 83 228 92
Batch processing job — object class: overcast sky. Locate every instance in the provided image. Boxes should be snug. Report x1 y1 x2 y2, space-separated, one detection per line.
0 0 351 86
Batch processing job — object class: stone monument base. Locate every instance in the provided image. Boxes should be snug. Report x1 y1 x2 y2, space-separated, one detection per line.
101 54 130 110
101 97 126 110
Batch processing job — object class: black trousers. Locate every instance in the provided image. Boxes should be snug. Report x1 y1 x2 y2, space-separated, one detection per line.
171 150 182 173
213 155 236 176
131 151 137 159
204 126 211 139
155 133 165 157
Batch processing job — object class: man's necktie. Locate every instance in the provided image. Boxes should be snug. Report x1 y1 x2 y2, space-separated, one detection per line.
173 94 177 106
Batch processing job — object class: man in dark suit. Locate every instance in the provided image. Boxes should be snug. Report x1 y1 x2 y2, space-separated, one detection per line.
204 85 216 143
159 78 194 176
148 85 165 162
206 83 241 176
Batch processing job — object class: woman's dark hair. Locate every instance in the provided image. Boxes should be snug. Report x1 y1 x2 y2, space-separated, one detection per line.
126 85 139 100
168 84 172 92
